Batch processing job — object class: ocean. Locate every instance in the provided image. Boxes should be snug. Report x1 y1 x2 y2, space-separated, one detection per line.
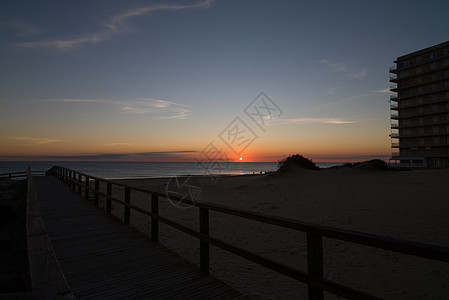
0 161 346 179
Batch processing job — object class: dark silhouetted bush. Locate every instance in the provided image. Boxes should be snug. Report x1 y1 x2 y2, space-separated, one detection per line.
277 154 320 172
353 159 389 171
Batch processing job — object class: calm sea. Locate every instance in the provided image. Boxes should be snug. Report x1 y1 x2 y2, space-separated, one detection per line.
0 161 346 179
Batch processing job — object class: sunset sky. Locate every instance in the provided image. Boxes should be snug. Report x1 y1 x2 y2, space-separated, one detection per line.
1 0 448 162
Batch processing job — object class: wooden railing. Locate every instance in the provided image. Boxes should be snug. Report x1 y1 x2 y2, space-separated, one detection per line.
47 166 449 300
0 170 46 180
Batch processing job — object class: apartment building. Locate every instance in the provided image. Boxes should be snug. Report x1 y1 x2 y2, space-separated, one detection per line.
389 41 449 168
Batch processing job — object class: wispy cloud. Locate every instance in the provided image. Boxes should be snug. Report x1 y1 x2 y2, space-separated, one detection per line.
271 117 357 125
15 0 214 51
117 98 191 119
11 136 62 145
318 59 368 80
372 88 392 93
48 97 191 120
3 21 43 37
104 142 133 147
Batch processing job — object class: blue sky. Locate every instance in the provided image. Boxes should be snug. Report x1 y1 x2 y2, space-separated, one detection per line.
1 0 449 161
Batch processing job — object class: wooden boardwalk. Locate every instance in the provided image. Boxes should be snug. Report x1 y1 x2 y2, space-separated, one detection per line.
33 176 243 299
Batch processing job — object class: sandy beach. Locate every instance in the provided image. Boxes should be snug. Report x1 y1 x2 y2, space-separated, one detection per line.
99 167 449 299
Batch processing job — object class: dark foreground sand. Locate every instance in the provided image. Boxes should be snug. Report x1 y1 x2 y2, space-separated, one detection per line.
0 179 27 293
102 168 449 299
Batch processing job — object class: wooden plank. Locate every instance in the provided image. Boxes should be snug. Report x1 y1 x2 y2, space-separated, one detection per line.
33 176 242 299
26 175 75 299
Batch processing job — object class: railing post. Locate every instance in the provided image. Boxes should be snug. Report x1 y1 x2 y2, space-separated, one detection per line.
94 179 99 205
124 187 130 224
77 174 82 194
72 172 76 190
307 229 324 300
151 194 158 241
200 207 209 272
85 176 89 199
9 173 11 180
106 183 112 213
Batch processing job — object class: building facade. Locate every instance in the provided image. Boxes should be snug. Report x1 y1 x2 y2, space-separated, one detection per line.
389 41 449 168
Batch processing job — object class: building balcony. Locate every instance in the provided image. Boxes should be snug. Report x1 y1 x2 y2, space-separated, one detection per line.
391 62 449 82
392 53 448 73
390 95 398 101
391 143 400 148
394 95 449 109
395 108 449 119
390 103 398 110
391 123 399 129
393 85 448 101
390 133 400 138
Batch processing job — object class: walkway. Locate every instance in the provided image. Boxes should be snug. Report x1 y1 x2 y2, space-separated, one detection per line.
33 176 243 299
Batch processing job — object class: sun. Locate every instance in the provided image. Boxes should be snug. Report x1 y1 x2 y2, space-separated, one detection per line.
239 157 243 161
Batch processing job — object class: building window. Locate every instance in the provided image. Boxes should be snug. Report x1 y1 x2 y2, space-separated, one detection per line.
433 126 439 134
403 129 411 136
433 116 439 123
444 48 449 55
430 52 436 59
419 118 424 125
431 73 437 80
416 66 422 73
419 127 425 135
401 89 410 97
419 138 425 145
445 59 449 66
431 63 437 69
416 56 422 63
432 104 438 112
418 107 424 114
434 137 439 145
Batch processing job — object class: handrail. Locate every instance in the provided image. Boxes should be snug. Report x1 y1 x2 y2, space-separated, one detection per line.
0 170 46 180
47 165 449 300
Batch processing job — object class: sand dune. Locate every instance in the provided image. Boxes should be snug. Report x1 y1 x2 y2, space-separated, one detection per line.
109 168 449 299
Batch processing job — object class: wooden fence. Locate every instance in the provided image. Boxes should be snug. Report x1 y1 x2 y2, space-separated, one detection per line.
47 166 449 300
0 170 46 180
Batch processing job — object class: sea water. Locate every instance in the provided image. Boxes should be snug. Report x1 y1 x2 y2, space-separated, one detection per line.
0 161 346 179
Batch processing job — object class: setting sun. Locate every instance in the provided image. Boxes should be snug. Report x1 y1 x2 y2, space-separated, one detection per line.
239 157 243 161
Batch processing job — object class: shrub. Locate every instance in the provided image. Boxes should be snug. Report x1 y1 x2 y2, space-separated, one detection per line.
277 154 320 172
